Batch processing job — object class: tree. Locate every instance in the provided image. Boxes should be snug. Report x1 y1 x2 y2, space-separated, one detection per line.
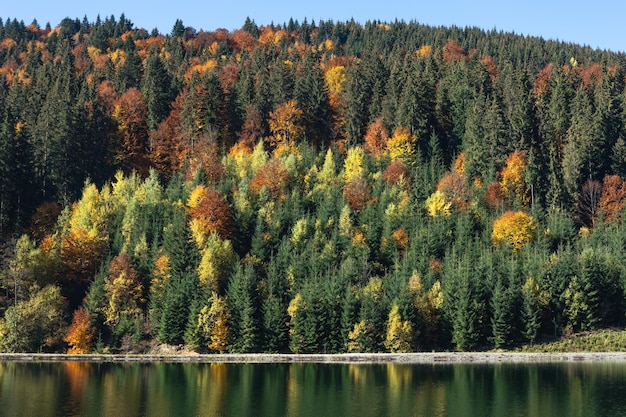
364 117 389 157
387 127 417 163
499 151 529 208
424 191 451 218
227 264 258 353
598 175 626 223
436 171 469 211
0 285 66 353
157 207 199 345
490 278 512 348
576 179 601 227
197 234 237 294
491 211 537 252
142 52 173 131
64 308 96 354
343 177 372 212
187 185 234 245
384 303 413 353
267 100 304 153
521 277 548 344
103 253 144 332
249 158 289 199
193 292 231 353
112 88 150 175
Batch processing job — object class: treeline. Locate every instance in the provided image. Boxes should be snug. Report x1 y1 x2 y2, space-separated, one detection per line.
1 15 626 353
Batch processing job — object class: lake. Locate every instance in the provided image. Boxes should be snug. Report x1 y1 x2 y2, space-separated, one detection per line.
1 360 626 416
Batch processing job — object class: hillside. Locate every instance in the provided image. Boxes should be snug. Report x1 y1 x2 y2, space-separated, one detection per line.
1 15 626 354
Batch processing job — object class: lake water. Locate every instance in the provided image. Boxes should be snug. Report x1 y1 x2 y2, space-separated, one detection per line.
1 360 625 416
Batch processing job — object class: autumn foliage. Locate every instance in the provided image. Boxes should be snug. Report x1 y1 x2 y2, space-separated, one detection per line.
364 117 389 157
599 175 626 223
249 158 289 199
64 308 95 354
104 253 144 327
492 211 537 251
112 88 150 175
267 100 304 153
383 160 409 187
499 151 528 207
343 177 373 212
188 185 234 244
436 171 469 210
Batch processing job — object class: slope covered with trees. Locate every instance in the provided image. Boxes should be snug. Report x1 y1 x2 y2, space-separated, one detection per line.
2 15 626 353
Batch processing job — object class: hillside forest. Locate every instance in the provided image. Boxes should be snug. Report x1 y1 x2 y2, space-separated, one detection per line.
2 15 626 353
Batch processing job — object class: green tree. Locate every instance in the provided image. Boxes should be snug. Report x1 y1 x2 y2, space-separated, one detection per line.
227 264 258 352
142 51 173 131
0 285 66 352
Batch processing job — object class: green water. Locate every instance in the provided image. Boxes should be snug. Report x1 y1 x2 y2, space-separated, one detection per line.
1 361 625 416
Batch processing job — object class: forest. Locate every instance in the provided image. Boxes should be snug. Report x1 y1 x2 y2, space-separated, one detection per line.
1 14 626 353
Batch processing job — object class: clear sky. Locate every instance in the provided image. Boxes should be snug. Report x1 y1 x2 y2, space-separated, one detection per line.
3 0 626 53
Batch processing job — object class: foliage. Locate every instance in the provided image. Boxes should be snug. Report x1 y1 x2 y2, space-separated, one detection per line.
187 185 234 245
491 211 537 251
0 285 66 353
4 15 626 354
384 303 413 353
64 308 96 354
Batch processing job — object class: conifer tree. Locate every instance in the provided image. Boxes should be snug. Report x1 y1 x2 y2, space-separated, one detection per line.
227 264 258 352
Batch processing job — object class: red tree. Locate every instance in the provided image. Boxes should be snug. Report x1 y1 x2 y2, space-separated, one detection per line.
249 159 289 199
343 177 373 212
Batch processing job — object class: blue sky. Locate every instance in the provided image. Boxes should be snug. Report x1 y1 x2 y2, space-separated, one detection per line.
3 1 626 52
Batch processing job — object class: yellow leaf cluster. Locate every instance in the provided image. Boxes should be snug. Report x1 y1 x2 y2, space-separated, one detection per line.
417 45 432 57
500 151 528 206
185 59 218 81
109 49 126 67
425 190 451 218
197 235 236 293
384 304 413 353
491 210 537 251
268 100 304 150
324 65 346 94
387 127 417 163
197 293 230 352
343 146 365 181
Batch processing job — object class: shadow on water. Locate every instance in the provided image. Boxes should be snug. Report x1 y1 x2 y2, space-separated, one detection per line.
1 361 626 416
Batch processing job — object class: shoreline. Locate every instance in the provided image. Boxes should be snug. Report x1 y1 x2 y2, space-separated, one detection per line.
3 352 626 364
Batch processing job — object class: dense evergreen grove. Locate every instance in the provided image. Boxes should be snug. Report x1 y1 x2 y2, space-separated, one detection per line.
2 15 626 353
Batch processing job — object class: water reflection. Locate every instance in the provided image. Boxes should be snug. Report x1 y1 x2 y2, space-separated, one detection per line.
1 361 626 416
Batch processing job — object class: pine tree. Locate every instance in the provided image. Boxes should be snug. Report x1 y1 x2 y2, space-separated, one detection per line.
157 207 199 345
142 51 173 131
227 264 258 352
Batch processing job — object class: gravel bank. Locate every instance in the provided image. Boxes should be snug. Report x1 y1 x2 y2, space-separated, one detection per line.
3 352 626 364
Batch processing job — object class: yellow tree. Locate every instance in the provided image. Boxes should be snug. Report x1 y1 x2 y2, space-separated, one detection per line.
424 190 451 218
343 146 365 181
387 127 417 163
197 234 237 294
492 211 537 251
324 65 345 95
198 292 231 352
103 253 144 328
267 100 304 154
384 303 413 353
499 151 529 207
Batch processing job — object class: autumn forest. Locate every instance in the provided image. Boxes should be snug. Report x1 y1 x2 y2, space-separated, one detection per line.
2 15 626 353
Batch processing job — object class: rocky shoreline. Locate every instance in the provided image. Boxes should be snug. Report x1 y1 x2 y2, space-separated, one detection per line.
3 352 626 364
